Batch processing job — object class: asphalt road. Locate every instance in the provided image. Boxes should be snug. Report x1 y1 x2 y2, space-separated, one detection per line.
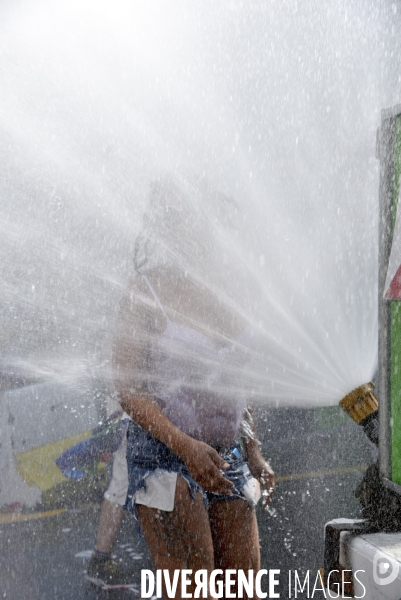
0 407 374 600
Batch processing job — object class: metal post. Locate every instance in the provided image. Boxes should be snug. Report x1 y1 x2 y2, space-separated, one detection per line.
377 105 401 481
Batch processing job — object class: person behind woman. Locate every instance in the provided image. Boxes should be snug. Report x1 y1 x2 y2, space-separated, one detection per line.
113 177 275 599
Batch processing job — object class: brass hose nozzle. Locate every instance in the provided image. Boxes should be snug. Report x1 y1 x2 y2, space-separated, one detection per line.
339 382 379 445
340 382 378 424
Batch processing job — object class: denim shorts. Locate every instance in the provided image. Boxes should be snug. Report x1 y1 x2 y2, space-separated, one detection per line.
124 420 255 517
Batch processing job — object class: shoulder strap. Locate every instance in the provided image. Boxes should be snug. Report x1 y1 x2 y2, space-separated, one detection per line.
141 274 170 321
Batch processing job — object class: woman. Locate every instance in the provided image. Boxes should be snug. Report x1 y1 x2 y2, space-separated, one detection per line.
113 178 274 599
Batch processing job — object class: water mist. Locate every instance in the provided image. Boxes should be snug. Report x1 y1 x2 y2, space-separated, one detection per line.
0 0 400 429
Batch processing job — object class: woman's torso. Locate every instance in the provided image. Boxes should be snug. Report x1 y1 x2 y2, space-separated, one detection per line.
140 270 252 447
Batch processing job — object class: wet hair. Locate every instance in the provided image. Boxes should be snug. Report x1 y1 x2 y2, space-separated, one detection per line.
133 176 184 273
133 176 240 273
133 234 150 273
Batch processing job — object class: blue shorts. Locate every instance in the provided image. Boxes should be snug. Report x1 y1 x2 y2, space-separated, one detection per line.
124 420 254 517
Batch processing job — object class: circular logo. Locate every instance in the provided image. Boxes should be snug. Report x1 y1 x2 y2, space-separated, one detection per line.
373 550 400 586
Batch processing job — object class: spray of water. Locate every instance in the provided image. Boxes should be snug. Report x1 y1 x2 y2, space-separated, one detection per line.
1 0 400 412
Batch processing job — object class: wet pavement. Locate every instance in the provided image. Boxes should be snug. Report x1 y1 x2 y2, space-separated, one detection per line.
0 408 375 599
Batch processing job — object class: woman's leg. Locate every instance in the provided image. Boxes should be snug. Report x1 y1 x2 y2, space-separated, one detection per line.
95 499 125 553
208 498 260 598
137 476 215 599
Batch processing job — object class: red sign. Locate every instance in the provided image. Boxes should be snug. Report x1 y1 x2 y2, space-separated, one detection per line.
385 264 401 299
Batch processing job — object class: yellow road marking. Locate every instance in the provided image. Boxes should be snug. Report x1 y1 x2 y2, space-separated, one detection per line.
276 464 367 483
0 465 367 525
0 508 67 524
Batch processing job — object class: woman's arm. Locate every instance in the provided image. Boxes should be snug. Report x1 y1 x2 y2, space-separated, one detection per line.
113 276 233 495
241 405 275 508
119 392 233 495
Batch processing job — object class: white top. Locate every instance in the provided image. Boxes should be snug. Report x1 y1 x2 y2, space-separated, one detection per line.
142 275 252 447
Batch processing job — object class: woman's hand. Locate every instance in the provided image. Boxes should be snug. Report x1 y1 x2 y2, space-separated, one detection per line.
177 437 234 496
118 394 233 495
246 444 275 509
